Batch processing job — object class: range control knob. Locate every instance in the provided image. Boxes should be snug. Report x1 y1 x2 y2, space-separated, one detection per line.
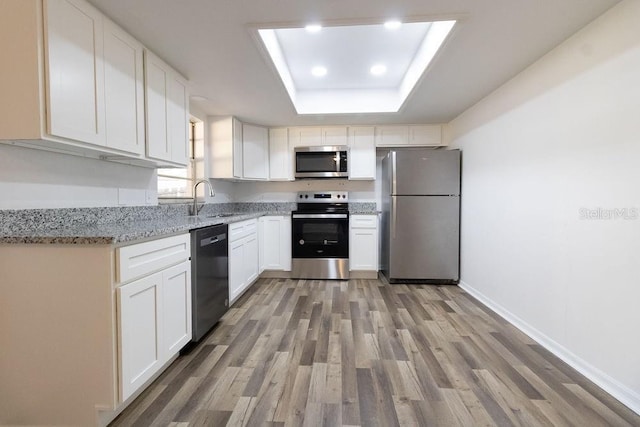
299 239 305 245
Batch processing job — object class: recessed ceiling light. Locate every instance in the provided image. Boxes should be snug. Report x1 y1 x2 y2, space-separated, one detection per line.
370 64 387 76
311 66 327 77
384 20 402 30
305 24 322 33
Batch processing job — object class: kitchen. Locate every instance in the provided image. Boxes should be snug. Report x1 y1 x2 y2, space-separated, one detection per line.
1 0 639 425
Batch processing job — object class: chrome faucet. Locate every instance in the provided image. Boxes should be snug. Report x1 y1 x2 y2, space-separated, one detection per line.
191 179 215 216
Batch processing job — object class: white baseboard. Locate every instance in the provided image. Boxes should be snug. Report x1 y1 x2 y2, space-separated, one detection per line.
458 281 640 416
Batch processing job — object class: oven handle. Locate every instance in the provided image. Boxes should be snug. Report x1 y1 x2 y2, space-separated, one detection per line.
291 213 349 219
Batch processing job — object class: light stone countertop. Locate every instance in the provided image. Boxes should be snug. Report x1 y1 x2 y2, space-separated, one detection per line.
0 211 291 245
0 201 377 245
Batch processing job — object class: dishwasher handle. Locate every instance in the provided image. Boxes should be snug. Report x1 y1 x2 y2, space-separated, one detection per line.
200 233 227 247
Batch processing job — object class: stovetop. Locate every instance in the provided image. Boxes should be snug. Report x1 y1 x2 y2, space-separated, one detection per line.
294 191 349 213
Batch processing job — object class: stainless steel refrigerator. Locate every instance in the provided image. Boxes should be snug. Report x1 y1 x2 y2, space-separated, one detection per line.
381 149 460 283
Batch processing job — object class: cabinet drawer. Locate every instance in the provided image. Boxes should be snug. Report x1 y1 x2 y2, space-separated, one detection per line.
229 218 258 242
117 234 190 284
350 215 378 229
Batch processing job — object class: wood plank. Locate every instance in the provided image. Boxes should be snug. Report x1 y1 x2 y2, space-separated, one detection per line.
110 278 640 427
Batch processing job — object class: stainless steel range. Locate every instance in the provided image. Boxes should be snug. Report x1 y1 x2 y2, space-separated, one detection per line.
291 191 349 280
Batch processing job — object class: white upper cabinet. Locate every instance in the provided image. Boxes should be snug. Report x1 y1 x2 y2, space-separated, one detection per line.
375 125 444 147
45 0 106 146
348 126 376 180
209 116 243 179
322 126 349 146
288 126 348 147
242 124 269 180
103 19 145 156
145 50 189 166
268 128 293 181
375 126 409 146
288 127 322 148
210 117 272 180
409 125 443 146
0 0 188 167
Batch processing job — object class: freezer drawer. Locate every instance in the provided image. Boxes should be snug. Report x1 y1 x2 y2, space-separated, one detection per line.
387 195 459 281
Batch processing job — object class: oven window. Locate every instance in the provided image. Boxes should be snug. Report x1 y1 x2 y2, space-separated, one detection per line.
301 223 340 243
296 152 338 172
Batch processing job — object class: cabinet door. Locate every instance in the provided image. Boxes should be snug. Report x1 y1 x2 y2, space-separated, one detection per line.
409 125 442 146
242 124 269 180
162 261 192 357
118 271 163 402
288 127 322 147
244 233 259 285
269 128 292 181
348 126 375 180
209 116 242 179
229 239 245 303
233 117 243 178
260 216 292 271
145 50 189 166
261 216 282 270
168 73 189 165
45 0 105 146
258 217 266 273
375 126 409 146
103 19 145 155
281 216 292 271
349 215 379 271
322 126 348 146
145 51 169 161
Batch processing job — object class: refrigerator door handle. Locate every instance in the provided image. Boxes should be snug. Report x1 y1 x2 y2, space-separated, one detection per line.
392 196 397 239
391 151 397 195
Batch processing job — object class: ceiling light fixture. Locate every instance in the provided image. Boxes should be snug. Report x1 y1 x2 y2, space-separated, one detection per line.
311 66 327 77
384 20 402 30
370 64 387 76
305 24 322 33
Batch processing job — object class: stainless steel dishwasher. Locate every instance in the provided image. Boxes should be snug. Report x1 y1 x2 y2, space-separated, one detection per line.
190 224 229 342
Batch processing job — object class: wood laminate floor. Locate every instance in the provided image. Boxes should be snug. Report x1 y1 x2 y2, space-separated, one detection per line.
110 278 640 426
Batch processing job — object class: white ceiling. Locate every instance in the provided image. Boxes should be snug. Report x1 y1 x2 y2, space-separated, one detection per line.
87 0 619 127
274 23 432 90
259 20 454 115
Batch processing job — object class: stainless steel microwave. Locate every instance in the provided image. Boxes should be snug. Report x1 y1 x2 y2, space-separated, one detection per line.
294 146 348 179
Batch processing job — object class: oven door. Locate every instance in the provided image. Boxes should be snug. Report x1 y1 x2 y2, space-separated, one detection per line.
291 213 349 258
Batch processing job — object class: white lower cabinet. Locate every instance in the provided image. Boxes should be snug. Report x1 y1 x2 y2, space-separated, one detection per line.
116 234 191 402
117 271 163 402
162 262 193 356
349 214 379 271
259 216 292 271
228 219 259 304
244 232 259 284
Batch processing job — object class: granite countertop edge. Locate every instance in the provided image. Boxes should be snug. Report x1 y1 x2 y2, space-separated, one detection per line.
0 211 291 246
